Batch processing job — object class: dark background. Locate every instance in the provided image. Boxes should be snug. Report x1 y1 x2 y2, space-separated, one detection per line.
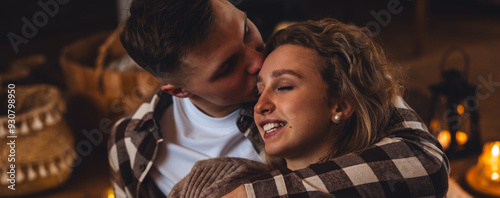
1 0 500 86
1 0 499 74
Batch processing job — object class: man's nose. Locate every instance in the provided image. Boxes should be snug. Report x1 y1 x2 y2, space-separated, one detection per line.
244 36 265 74
245 47 264 75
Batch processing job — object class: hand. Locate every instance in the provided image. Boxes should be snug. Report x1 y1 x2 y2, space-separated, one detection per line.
222 185 247 198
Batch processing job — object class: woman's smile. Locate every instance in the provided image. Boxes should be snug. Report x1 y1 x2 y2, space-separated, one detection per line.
259 120 287 139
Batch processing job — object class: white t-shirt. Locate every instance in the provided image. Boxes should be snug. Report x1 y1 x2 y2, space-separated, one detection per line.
150 97 263 195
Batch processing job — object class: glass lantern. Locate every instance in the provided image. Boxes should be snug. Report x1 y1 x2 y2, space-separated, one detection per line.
427 47 481 158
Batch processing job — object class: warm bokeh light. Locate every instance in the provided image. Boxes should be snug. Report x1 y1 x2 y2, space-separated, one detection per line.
457 104 465 115
493 145 499 157
466 141 500 195
492 172 499 180
437 130 451 150
107 188 115 198
456 131 468 146
430 119 440 131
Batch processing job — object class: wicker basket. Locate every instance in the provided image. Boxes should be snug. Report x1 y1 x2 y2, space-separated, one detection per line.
59 31 160 120
0 54 45 84
0 84 76 196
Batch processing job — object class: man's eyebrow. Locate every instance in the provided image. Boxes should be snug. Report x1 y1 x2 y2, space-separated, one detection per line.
272 69 303 79
243 12 248 39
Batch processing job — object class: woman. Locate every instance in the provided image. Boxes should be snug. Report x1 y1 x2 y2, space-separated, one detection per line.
254 18 400 170
170 18 448 198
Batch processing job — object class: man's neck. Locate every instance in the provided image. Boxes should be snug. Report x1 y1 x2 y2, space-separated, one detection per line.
188 97 240 118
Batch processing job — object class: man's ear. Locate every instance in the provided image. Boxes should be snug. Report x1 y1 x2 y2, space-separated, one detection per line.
160 84 192 98
330 100 354 123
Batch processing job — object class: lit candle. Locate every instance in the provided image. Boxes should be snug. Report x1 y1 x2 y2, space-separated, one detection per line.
466 141 500 196
492 144 499 181
478 142 500 181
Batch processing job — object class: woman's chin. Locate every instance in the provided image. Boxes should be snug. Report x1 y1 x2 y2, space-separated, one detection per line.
265 145 287 158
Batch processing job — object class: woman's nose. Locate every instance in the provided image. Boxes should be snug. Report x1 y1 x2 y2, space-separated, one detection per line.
254 92 275 115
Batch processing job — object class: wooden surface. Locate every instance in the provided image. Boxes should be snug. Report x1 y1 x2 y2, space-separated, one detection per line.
449 154 500 197
15 151 112 198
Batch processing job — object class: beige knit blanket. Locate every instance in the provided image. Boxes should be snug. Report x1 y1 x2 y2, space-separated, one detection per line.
168 157 271 198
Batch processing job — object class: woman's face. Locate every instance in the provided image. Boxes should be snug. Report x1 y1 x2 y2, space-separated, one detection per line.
254 44 336 165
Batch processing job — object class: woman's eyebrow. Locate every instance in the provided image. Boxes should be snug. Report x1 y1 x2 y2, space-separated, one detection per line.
272 69 303 79
256 69 303 84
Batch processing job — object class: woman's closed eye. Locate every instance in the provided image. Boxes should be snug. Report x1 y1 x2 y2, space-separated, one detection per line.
277 86 293 91
256 86 293 97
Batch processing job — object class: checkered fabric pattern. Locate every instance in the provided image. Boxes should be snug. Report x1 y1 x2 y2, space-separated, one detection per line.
107 90 449 197
244 97 449 197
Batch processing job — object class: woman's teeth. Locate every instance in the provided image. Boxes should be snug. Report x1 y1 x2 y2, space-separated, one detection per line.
263 122 286 133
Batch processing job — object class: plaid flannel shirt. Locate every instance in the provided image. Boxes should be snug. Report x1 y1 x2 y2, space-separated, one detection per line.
108 90 449 197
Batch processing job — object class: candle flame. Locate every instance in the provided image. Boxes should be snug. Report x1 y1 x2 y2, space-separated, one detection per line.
493 145 499 157
456 131 468 146
493 172 499 180
437 130 451 150
457 104 465 115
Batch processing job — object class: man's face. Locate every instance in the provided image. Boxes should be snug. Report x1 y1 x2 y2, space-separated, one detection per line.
180 0 264 116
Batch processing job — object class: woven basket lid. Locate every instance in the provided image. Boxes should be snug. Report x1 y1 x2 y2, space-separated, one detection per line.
0 84 76 196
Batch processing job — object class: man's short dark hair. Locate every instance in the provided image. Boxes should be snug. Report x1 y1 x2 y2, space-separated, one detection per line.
120 0 214 80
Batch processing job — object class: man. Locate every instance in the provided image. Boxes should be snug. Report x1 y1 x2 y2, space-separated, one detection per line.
108 0 449 197
108 0 265 196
